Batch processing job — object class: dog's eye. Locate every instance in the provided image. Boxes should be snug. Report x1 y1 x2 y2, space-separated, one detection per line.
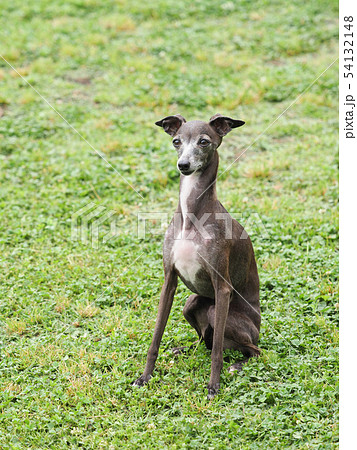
172 139 181 147
199 138 210 146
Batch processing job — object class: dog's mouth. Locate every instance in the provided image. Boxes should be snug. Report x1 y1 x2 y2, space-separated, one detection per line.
179 166 202 176
180 169 195 176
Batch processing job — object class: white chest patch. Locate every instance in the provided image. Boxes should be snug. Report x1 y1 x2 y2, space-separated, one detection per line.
173 173 203 286
172 239 202 287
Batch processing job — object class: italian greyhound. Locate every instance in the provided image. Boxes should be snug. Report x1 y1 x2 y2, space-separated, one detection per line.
133 114 261 399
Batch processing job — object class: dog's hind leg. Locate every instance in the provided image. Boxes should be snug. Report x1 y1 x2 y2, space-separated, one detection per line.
205 306 260 372
182 294 215 341
170 295 214 355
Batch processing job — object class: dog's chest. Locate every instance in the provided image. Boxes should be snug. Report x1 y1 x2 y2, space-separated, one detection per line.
172 239 202 287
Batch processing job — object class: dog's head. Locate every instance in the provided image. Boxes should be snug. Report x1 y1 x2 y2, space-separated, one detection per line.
155 114 245 175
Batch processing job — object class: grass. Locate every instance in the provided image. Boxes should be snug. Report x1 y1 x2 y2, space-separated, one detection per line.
0 0 338 448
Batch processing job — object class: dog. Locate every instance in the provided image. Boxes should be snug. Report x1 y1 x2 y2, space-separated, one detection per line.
133 114 261 398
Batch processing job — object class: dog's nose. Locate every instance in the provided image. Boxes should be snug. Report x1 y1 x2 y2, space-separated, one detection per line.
178 161 190 171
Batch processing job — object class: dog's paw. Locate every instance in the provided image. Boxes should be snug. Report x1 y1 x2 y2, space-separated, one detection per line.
228 358 250 374
228 362 244 373
132 374 150 387
207 383 220 400
171 346 188 357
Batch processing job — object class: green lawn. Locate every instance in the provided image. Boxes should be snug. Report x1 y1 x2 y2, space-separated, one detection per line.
0 0 338 448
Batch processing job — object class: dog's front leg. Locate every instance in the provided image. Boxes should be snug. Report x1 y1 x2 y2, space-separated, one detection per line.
207 279 232 399
133 269 177 387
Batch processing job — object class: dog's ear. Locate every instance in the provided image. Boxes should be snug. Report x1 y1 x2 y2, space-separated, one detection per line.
209 113 245 137
155 115 186 136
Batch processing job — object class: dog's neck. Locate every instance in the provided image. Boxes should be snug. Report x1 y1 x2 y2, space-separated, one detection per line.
178 151 219 229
